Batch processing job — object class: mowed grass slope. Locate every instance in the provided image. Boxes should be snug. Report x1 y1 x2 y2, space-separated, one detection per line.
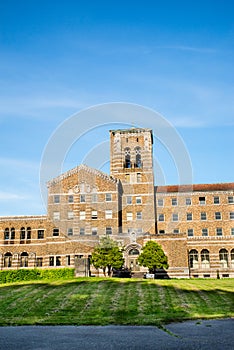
0 278 233 326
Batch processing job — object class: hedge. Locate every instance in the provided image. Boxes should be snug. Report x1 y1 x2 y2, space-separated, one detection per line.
0 268 75 284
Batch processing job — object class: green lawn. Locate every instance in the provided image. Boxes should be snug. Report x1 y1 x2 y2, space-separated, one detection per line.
0 278 233 326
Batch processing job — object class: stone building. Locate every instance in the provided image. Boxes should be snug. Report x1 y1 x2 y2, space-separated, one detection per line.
0 127 233 278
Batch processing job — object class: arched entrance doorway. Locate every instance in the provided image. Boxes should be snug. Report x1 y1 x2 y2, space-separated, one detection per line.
125 245 141 271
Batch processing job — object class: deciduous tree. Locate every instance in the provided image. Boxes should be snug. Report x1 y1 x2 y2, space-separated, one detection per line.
137 241 169 273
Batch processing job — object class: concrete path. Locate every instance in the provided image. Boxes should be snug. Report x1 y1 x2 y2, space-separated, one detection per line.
0 319 233 350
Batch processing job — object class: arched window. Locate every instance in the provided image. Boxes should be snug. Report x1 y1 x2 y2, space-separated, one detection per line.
124 147 131 168
4 228 9 240
135 147 142 168
4 252 12 268
201 249 210 269
20 252 28 267
20 227 26 240
26 227 31 240
231 249 234 268
10 228 15 240
129 248 140 255
189 249 199 268
219 249 228 268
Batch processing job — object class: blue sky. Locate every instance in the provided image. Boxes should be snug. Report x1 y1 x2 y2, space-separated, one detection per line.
0 0 233 215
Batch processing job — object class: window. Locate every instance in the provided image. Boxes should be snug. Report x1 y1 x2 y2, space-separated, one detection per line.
202 228 208 236
199 196 206 205
49 256 54 266
172 198 177 206
38 229 44 239
125 174 130 183
136 196 142 204
66 255 71 266
10 228 15 240
157 199 164 207
80 211 86 220
127 212 133 221
126 196 132 204
201 249 210 269
159 230 165 234
20 227 26 240
187 213 192 221
105 210 112 219
124 147 131 168
54 195 60 203
20 252 28 267
172 213 178 221
201 212 207 220
158 214 164 221
186 198 192 205
187 229 194 237
68 211 74 220
216 227 223 236
68 195 74 203
231 249 234 267
215 212 221 220
80 194 86 203
231 228 234 236
26 227 31 240
228 196 234 204
129 248 140 255
173 229 179 234
189 249 199 268
135 147 142 168
4 253 12 268
230 212 234 220
219 249 228 268
105 193 112 202
106 227 112 235
92 194 98 203
53 212 60 220
4 228 9 240
137 228 143 233
91 227 97 235
136 173 141 183
128 228 133 233
67 228 73 236
136 212 142 220
53 228 59 236
56 256 61 266
91 210 98 219
36 257 43 267
80 228 85 235
214 196 220 204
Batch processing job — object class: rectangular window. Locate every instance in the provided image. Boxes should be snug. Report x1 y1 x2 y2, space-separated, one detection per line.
91 227 97 235
91 210 98 219
80 194 86 203
188 229 194 237
66 255 70 266
67 228 73 236
53 228 59 236
68 211 74 220
105 210 112 219
172 213 178 221
230 212 234 220
37 229 44 239
173 229 179 234
125 174 130 183
157 198 164 207
186 198 192 205
172 198 177 206
68 195 74 203
56 256 61 266
159 230 165 234
137 228 143 233
49 256 54 266
106 227 112 235
126 196 132 204
202 228 208 236
158 214 164 221
231 228 234 235
92 194 98 203
214 196 220 204
106 193 112 201
80 228 85 235
128 228 133 233
199 196 206 205
54 195 60 203
53 212 60 220
201 212 207 220
136 173 141 182
136 212 142 220
228 196 234 204
216 228 223 236
127 212 133 221
136 196 142 204
187 213 192 221
215 212 221 220
80 211 86 220
36 257 43 267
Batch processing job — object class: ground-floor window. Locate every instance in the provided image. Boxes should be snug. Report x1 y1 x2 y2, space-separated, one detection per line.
189 249 199 268
219 249 228 268
36 257 43 267
4 252 12 267
20 252 28 267
201 249 210 269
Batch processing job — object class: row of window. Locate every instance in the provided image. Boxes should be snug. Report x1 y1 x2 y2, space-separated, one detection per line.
157 195 234 207
53 193 113 204
124 146 142 168
158 227 234 236
126 196 142 204
189 249 234 269
158 212 234 221
65 227 113 236
2 253 70 268
3 227 45 240
53 209 114 221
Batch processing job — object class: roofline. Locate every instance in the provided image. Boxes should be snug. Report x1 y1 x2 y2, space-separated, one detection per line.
155 183 234 193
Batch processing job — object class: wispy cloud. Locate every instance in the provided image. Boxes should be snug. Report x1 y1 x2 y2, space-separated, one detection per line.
155 45 217 54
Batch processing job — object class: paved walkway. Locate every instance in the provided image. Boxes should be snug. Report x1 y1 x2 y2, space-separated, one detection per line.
0 319 233 349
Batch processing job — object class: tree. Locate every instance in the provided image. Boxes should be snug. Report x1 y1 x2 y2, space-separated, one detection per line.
137 241 169 274
91 236 124 276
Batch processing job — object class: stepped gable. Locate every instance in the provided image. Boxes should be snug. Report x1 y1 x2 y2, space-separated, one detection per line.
156 182 234 193
47 163 118 187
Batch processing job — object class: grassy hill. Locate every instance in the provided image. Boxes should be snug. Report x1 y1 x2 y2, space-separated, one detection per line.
0 277 233 326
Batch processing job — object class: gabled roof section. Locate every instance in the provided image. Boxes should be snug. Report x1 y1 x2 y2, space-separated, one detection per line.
155 183 234 193
47 164 118 187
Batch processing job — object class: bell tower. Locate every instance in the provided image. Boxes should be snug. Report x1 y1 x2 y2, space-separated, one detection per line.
110 128 156 234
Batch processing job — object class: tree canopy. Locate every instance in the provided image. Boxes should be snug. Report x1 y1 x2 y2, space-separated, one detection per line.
91 236 124 276
137 241 169 273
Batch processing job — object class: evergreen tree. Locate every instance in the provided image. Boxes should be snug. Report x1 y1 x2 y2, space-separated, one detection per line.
137 241 169 274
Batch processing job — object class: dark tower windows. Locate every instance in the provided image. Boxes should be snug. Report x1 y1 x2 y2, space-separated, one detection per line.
135 147 142 168
124 147 131 168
